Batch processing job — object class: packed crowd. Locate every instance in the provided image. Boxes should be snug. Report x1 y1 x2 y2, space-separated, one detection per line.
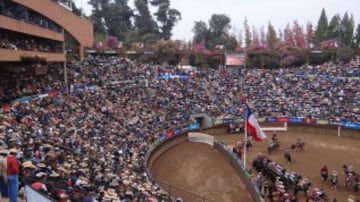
0 66 65 105
0 0 62 33
252 154 330 202
0 30 63 53
0 56 359 201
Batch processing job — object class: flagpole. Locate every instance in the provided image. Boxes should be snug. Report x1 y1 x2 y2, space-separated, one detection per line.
243 101 247 169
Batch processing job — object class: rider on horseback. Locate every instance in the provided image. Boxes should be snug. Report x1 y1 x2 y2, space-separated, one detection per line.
320 165 329 183
272 132 278 142
284 148 291 164
330 169 338 190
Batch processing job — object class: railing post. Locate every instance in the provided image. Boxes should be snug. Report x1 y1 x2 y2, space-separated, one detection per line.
168 184 171 201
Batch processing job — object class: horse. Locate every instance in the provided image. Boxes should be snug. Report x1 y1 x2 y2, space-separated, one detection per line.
330 172 338 191
267 141 280 154
245 139 252 150
320 170 329 184
294 178 312 197
344 173 360 192
284 150 292 164
291 141 306 151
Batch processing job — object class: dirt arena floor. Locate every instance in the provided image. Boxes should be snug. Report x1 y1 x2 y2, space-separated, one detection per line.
150 128 360 202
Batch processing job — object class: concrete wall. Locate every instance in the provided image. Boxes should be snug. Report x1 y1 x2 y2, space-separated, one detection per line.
214 141 262 202
0 15 64 42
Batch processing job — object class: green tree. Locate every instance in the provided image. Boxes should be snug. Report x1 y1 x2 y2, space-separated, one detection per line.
223 35 238 51
266 22 277 49
192 21 209 44
134 0 158 35
326 14 341 39
150 0 181 40
103 0 133 40
341 12 354 46
353 24 360 48
208 14 231 37
207 14 232 49
244 17 252 48
88 0 108 34
315 8 328 44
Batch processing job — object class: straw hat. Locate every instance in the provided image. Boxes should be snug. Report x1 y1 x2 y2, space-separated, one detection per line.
0 149 9 155
49 171 60 178
37 163 46 168
9 148 18 154
22 161 35 168
35 172 47 178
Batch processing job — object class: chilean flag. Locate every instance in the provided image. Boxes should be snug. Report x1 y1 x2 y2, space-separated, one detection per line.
245 104 266 142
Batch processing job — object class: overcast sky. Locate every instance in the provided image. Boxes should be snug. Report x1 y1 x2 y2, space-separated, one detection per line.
74 0 359 41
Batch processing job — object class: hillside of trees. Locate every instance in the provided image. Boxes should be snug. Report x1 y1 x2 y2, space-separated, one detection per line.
61 0 360 68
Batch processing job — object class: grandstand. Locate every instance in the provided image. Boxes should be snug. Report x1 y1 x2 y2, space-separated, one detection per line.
0 1 359 202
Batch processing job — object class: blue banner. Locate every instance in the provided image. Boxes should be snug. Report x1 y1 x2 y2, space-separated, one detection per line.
173 128 181 136
19 97 32 104
341 122 360 130
223 118 234 124
266 117 278 122
289 117 303 123
187 123 200 130
159 134 166 142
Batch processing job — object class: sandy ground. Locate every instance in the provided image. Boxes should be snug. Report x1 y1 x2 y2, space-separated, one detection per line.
151 142 252 202
151 128 360 202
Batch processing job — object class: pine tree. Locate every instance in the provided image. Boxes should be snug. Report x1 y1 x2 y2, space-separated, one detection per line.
244 18 252 48
315 8 328 44
266 22 277 49
341 12 354 46
327 14 341 40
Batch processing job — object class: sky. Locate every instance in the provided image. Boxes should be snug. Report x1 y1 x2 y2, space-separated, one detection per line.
74 0 359 41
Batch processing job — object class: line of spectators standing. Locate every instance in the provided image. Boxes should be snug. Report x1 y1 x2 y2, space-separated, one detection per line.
0 56 358 201
0 31 63 53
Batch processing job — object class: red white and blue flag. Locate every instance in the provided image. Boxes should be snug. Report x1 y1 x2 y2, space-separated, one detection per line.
245 104 266 142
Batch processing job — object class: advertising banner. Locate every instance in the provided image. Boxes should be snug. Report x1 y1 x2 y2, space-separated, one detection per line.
225 53 245 66
289 117 303 123
214 119 224 125
277 117 289 123
266 117 278 122
342 122 360 130
187 123 200 130
304 118 315 124
223 118 234 124
257 117 266 122
165 131 174 138
19 97 32 104
316 120 329 125
173 129 181 136
234 117 244 123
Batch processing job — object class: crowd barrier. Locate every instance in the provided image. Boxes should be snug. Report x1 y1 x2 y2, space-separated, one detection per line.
213 141 262 202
